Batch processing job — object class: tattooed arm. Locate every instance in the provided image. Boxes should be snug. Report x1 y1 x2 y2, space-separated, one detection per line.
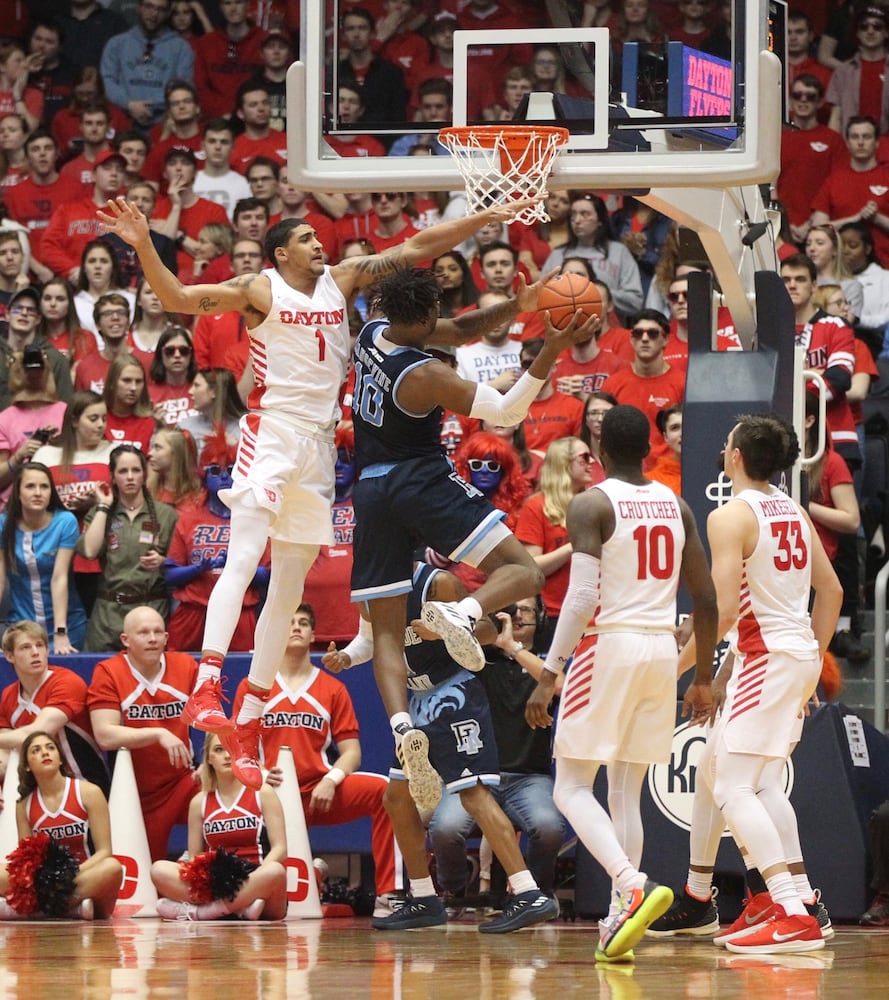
332 197 542 297
96 197 271 318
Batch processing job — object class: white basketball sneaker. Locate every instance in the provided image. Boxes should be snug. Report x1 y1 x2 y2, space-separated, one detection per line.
420 601 485 672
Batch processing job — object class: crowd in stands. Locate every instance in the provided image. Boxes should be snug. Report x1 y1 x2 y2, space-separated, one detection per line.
0 0 886 924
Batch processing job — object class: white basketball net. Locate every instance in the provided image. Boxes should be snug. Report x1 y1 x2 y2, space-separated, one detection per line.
439 126 569 226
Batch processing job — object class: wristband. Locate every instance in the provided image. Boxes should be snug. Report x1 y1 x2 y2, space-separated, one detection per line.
96 504 112 514
509 642 524 659
326 767 346 786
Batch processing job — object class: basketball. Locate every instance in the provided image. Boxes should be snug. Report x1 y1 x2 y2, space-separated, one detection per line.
537 273 603 330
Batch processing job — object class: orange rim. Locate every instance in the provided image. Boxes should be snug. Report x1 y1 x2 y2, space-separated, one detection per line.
439 125 570 153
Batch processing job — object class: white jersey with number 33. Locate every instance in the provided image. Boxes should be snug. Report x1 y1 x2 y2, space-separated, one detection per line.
246 266 351 426
727 487 818 658
593 478 685 631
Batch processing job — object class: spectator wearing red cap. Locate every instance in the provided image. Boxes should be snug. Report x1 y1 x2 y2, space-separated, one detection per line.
41 150 128 284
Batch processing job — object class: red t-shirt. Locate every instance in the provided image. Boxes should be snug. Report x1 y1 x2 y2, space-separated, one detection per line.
551 349 629 396
153 195 231 273
3 174 85 258
193 312 249 370
810 448 853 560
812 164 889 266
149 382 197 427
778 124 848 228
301 497 359 646
523 391 584 453
73 352 112 394
600 365 687 463
105 412 157 452
230 132 288 174
514 492 570 617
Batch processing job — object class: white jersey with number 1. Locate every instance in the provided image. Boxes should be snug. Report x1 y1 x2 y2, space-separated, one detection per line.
247 266 350 427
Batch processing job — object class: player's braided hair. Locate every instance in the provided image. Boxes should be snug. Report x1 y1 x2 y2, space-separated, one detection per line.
375 267 441 326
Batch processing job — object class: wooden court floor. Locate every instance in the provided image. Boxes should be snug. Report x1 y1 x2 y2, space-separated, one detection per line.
0 917 887 999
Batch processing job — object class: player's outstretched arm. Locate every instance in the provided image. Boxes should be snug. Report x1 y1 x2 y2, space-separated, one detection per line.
334 198 543 294
96 197 269 318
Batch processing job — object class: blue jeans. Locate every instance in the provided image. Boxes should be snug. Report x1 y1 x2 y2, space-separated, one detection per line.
428 772 566 895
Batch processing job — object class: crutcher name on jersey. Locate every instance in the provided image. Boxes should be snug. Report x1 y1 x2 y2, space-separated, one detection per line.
263 711 325 731
278 309 345 325
127 703 184 720
617 500 679 519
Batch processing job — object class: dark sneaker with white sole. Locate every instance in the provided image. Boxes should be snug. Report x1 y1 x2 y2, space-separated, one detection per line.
478 891 559 933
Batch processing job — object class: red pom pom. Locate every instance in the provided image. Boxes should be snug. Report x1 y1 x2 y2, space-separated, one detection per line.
179 851 215 904
820 650 843 701
6 833 51 916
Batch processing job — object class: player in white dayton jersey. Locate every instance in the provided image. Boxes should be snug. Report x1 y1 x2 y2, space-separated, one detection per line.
673 414 842 955
96 194 544 790
526 404 718 961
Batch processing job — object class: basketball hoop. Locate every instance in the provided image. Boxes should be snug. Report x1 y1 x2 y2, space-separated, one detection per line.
439 125 570 225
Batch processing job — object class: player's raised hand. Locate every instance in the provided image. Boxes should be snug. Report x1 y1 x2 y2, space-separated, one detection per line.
542 308 601 351
96 196 151 247
514 267 559 313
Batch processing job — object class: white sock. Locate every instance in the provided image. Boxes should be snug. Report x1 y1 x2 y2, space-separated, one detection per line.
764 871 806 917
686 870 713 901
409 876 436 898
457 597 483 623
614 864 645 895
792 874 816 904
236 693 267 725
508 870 538 895
197 655 223 686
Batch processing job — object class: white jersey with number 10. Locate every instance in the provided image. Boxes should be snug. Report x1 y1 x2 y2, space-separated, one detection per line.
593 478 686 631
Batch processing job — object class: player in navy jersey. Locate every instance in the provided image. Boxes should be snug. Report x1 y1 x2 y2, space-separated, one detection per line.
327 563 559 933
98 192 545 791
349 267 598 806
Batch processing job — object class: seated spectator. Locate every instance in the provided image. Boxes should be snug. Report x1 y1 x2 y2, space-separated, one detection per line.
839 221 889 328
456 292 523 390
325 83 387 159
429 596 565 902
126 278 173 372
59 103 116 191
367 191 421 252
482 65 534 124
102 182 179 289
433 251 480 318
0 285 74 414
0 622 107 790
73 295 133 396
579 390 618 486
0 468 85 652
480 419 542 492
50 69 130 163
519 338 584 453
543 193 644 323
102 354 157 453
77 446 176 652
0 730 120 920
149 327 198 428
178 368 245 465
0 345 67 504
150 732 286 921
515 437 596 646
197 197 269 285
36 279 96 368
0 114 28 191
242 604 403 916
245 156 283 218
0 48 42 133
3 131 83 285
170 0 213 50
338 6 408 128
192 118 252 222
41 150 129 286
387 78 452 158
230 82 287 173
141 80 205 184
517 191 572 280
115 130 150 189
453 427 530 536
88 606 199 861
826 6 889 137
73 240 136 338
302 429 359 648
806 223 865 322
247 27 292 132
147 426 203 510
648 403 683 495
165 448 267 651
182 223 234 285
611 198 674 299
600 308 686 466
190 239 264 370
193 0 267 120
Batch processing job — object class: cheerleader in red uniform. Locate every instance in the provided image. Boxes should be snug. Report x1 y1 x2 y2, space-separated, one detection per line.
0 730 122 919
150 733 287 921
